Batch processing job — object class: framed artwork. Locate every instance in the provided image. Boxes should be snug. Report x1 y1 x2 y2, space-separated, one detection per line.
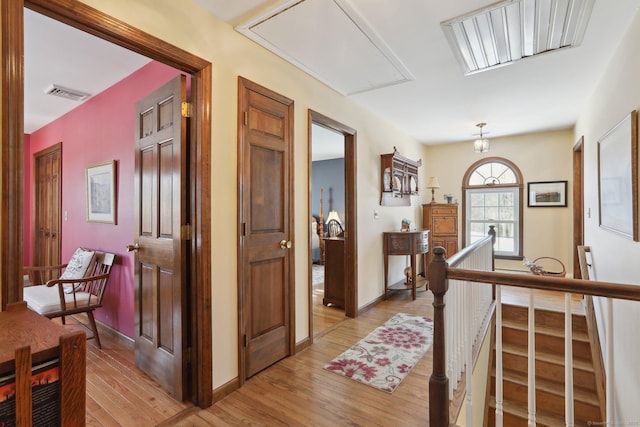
527 181 567 207
598 111 638 240
86 160 117 224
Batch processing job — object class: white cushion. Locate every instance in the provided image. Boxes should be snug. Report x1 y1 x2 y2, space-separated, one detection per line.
24 284 98 315
60 248 95 293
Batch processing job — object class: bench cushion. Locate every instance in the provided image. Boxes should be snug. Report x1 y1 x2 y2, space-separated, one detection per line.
24 284 98 315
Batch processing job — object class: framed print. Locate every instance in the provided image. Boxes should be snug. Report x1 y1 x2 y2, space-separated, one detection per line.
527 181 567 207
86 160 117 224
598 110 638 240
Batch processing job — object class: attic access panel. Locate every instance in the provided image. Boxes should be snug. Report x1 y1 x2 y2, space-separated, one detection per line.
236 0 414 95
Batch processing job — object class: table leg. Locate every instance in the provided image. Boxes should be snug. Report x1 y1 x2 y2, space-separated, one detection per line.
411 254 417 300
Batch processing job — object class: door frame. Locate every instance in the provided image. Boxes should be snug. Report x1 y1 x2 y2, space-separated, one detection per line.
308 110 358 336
4 0 213 408
573 136 584 279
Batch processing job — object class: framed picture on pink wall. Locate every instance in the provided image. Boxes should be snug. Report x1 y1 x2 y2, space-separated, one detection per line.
86 160 117 224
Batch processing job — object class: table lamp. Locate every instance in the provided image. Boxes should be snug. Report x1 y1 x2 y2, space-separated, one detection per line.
426 176 440 203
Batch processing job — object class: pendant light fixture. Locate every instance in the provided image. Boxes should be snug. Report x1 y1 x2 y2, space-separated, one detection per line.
473 122 490 153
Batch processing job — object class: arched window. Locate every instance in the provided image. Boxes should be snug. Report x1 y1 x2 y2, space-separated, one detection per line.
462 158 523 259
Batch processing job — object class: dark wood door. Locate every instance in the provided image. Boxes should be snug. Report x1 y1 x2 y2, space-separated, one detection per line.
133 75 189 400
33 143 62 279
238 77 294 379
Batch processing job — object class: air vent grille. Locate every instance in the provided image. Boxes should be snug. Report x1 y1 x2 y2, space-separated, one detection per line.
44 84 91 101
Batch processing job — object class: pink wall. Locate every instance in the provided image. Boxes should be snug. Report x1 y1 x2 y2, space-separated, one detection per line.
26 61 181 338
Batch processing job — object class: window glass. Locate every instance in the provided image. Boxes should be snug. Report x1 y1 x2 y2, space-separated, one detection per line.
464 160 522 258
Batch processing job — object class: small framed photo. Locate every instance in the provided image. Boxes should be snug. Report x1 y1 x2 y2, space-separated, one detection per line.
86 160 117 224
527 181 567 207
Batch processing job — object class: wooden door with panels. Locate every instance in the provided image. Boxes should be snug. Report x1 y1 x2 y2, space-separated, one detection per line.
238 77 294 380
132 75 190 400
33 143 62 277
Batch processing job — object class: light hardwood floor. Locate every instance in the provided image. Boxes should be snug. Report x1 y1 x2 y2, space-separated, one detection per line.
76 280 578 426
167 287 435 426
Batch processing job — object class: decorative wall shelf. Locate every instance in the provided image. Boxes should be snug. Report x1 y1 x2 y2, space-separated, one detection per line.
380 147 422 206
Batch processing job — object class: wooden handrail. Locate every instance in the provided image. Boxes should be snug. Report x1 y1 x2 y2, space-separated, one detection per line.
428 240 640 427
447 268 640 302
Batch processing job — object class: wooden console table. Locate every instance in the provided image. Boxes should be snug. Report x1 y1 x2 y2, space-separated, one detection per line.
383 230 429 300
0 302 85 426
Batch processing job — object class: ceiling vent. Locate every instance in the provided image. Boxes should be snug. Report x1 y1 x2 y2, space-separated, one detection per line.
44 84 91 101
441 0 595 75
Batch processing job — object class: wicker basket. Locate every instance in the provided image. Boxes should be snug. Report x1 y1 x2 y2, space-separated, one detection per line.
527 257 566 277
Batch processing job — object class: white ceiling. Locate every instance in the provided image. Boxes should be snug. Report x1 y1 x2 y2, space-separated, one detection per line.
24 9 150 134
24 0 640 147
194 0 640 144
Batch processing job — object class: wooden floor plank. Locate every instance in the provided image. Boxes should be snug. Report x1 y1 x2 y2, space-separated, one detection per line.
78 282 576 425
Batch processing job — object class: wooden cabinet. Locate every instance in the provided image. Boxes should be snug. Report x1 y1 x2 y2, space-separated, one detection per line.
383 230 429 300
422 203 458 266
0 302 86 426
380 148 422 206
323 237 345 308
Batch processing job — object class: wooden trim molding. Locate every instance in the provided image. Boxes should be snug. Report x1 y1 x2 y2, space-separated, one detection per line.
308 110 358 323
461 157 524 258
1 0 25 309
13 0 213 408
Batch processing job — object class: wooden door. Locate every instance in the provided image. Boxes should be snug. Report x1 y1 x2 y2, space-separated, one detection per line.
238 77 294 379
33 143 62 278
133 75 189 400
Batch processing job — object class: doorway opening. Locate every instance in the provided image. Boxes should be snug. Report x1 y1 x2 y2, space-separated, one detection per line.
308 110 358 340
8 0 213 408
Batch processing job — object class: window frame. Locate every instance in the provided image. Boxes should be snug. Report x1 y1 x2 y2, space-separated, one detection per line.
462 157 524 260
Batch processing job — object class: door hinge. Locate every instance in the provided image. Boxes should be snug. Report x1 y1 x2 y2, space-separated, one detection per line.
181 224 192 240
244 334 249 347
244 111 248 126
241 222 247 236
181 102 192 118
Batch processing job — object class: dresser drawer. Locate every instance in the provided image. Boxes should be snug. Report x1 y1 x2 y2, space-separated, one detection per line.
430 206 457 216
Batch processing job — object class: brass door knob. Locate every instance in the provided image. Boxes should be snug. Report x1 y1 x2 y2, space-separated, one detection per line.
279 240 292 249
126 243 140 252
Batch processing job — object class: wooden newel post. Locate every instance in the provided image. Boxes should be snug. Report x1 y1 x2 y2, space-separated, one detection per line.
428 246 449 427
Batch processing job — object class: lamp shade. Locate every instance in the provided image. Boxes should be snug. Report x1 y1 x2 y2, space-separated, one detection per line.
326 210 342 224
426 176 441 189
473 138 490 153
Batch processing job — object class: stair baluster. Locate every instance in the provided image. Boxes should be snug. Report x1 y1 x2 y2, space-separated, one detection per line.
528 290 537 426
565 292 575 427
495 285 504 427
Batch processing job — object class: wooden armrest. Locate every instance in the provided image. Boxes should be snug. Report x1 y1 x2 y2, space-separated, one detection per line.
45 273 111 288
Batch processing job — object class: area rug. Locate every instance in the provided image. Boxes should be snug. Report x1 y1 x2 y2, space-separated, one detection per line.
324 313 433 393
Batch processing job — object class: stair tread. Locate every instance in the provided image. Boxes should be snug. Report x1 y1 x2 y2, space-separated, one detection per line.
488 396 566 427
493 367 600 406
501 342 594 372
502 318 589 342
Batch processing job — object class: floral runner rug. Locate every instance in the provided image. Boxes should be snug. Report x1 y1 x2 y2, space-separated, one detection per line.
324 312 433 393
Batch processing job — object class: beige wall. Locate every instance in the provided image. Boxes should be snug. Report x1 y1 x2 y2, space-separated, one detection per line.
79 0 426 389
424 129 575 272
575 9 640 423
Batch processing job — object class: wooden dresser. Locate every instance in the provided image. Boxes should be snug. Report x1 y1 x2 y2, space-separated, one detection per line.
422 203 458 265
323 237 345 308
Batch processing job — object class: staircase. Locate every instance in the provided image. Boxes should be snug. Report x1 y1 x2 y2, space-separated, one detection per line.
486 304 604 426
